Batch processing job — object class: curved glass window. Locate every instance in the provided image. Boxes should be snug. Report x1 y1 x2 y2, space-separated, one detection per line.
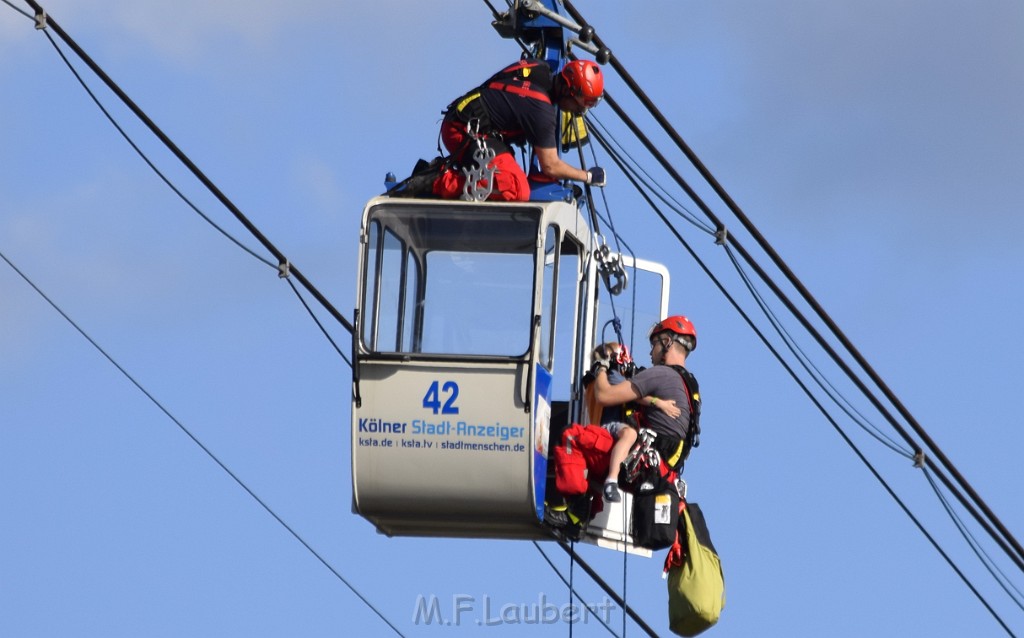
360 204 540 357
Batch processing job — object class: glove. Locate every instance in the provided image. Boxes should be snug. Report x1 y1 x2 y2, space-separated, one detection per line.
586 167 606 187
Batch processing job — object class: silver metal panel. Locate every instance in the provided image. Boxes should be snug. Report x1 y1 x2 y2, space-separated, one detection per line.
585 494 653 557
353 359 542 536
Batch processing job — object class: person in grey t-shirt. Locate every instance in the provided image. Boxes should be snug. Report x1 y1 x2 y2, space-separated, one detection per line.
589 315 698 502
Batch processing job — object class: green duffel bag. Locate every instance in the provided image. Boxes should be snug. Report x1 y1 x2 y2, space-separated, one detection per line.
667 502 725 636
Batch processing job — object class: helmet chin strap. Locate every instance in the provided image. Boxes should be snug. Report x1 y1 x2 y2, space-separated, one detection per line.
653 339 670 361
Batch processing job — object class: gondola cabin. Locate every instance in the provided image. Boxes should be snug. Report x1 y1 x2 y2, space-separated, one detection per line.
352 195 669 553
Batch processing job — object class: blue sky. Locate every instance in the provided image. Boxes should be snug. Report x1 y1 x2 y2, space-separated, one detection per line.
2 1 1023 636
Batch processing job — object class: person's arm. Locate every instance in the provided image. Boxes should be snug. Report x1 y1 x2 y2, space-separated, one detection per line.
646 396 681 419
591 367 641 406
534 146 590 182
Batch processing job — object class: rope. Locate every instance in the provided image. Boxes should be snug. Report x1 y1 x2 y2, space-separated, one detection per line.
569 539 576 638
531 541 620 637
557 541 659 637
621 497 630 637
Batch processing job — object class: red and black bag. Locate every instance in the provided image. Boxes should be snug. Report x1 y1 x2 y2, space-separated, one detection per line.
553 424 613 496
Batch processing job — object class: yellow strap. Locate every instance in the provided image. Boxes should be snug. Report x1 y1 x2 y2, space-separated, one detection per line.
666 439 685 468
456 92 481 113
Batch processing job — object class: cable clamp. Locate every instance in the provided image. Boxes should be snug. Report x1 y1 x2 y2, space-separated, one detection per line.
278 260 291 279
913 450 926 468
715 226 728 246
35 10 47 30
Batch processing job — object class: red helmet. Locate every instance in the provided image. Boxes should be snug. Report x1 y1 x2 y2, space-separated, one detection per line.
649 315 697 351
560 60 604 108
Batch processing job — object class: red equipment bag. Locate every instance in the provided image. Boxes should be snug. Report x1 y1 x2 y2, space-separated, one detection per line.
432 154 529 201
553 424 613 496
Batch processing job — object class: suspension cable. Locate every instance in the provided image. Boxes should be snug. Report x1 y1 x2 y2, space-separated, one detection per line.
23 0 354 337
18 0 1021 628
0 246 403 636
589 123 911 455
924 469 1024 614
36 27 273 269
562 0 1024 571
2 0 30 19
603 71 1024 573
562 8 1020 623
570 33 1024 577
586 124 1018 634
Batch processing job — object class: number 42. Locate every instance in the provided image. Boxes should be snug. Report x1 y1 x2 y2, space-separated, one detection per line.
422 381 460 415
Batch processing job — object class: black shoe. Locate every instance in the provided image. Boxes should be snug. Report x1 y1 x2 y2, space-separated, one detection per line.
545 506 569 527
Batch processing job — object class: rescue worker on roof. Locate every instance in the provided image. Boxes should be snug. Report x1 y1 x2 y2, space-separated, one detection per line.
433 58 607 201
589 316 698 502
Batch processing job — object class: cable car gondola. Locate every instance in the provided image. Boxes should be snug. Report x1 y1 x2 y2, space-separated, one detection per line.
351 194 669 553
